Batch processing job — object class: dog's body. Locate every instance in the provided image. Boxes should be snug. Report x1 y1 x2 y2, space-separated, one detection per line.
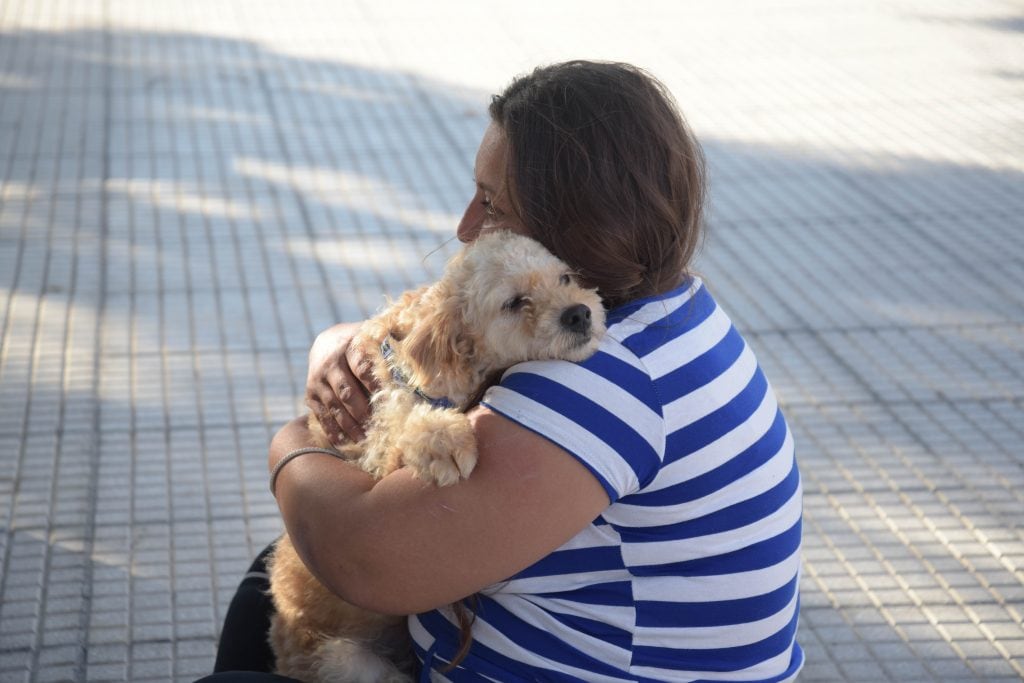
268 231 606 683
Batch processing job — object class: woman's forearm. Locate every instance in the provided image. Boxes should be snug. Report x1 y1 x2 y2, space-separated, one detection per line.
269 417 473 614
270 418 475 614
268 410 609 615
268 417 382 605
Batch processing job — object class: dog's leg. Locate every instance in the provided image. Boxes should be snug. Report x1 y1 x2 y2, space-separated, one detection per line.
269 535 414 682
392 404 478 487
314 638 414 683
267 536 337 682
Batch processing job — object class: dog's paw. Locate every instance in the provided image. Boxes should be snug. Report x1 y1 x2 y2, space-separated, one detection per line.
425 438 477 487
396 407 478 486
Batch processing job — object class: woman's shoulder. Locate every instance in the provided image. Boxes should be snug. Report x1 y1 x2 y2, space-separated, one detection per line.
487 277 731 404
606 276 721 349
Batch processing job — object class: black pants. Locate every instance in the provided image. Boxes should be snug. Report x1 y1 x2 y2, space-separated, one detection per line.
196 543 301 683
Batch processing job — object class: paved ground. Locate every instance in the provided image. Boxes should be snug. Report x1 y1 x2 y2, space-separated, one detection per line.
0 0 1022 681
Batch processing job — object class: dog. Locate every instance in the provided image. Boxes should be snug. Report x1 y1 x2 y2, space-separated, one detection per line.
267 230 606 682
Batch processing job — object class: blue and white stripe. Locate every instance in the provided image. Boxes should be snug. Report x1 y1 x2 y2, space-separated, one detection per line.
411 277 804 681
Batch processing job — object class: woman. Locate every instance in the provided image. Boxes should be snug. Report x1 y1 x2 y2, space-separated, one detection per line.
211 60 804 682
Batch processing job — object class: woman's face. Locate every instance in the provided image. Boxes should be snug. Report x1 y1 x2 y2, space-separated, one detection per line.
457 122 529 243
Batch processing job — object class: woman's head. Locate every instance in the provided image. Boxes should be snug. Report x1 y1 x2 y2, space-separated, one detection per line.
460 60 707 309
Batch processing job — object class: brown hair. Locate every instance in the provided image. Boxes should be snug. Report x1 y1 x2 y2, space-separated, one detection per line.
446 62 706 670
489 60 707 310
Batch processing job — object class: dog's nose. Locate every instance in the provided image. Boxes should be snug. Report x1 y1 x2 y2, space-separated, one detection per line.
560 304 592 334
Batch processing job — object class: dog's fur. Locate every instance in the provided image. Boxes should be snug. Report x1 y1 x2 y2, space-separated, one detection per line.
267 231 606 682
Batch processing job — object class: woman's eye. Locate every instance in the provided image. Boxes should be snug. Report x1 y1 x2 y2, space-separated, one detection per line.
559 273 572 286
502 295 527 312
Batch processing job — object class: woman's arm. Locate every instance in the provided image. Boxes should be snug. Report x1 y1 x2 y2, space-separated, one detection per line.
269 408 610 616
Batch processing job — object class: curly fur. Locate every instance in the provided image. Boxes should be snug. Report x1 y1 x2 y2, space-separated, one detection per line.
268 231 606 682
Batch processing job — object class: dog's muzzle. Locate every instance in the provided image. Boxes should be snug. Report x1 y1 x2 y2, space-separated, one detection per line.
560 304 593 335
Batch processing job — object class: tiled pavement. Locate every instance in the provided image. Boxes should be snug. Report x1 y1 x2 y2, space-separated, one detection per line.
0 0 1022 680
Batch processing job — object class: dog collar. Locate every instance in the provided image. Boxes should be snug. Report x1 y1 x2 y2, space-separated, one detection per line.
380 337 456 410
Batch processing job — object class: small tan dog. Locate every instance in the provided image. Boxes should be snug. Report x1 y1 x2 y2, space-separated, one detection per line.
268 230 606 683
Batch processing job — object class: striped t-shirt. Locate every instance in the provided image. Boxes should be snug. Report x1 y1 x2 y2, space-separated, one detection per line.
410 277 804 682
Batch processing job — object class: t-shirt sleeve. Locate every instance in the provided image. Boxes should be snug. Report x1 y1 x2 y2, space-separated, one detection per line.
480 347 666 502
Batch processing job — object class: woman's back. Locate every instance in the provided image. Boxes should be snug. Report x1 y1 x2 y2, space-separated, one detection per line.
411 278 804 681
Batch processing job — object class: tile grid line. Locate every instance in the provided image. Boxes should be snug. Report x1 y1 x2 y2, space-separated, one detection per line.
829 323 1024 509
209 48 320 430
775 296 1024 621
252 60 340 327
236 80 321 394
70 1 115 680
878 401 1023 577
798 397 1024 676
833 166 1024 310
0 0 52 376
781 334 1024 545
0 0 31 202
901 399 1024 539
115 79 142 683
800 510 928 679
27 22 80 678
188 56 264 587
362 70 464 287
226 75 306 437
272 55 417 300
3 394 1023 442
0 0 73 670
149 30 208 679
169 64 220 680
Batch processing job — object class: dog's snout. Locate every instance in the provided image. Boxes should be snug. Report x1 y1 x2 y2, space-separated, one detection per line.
560 304 592 334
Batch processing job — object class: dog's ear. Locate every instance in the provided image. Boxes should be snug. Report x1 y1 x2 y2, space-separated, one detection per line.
373 285 431 343
402 292 477 395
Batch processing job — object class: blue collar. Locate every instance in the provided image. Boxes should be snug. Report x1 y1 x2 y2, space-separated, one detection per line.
380 338 457 410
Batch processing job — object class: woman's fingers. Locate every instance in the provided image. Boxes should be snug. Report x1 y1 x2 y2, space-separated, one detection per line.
305 389 340 445
325 366 369 443
346 340 380 399
307 377 366 445
304 322 374 444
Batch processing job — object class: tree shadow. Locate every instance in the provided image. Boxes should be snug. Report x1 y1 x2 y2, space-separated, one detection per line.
1 26 487 360
2 26 1022 356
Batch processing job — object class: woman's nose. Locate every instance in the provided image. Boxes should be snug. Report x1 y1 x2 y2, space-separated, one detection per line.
457 198 484 243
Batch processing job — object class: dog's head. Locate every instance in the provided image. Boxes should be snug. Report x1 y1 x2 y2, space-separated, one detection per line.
459 231 607 366
399 231 606 404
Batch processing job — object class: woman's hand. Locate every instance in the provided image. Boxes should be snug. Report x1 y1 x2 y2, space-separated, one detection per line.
305 322 378 444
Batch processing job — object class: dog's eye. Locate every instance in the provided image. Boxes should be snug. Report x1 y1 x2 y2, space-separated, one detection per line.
502 295 527 312
559 273 572 286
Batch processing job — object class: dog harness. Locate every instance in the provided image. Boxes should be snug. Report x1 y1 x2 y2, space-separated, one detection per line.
380 337 457 410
